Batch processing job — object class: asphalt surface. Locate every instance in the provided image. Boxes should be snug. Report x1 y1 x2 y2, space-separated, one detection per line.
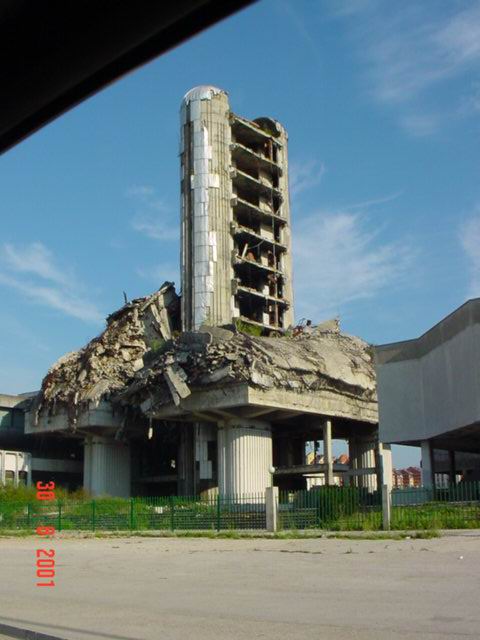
0 533 479 640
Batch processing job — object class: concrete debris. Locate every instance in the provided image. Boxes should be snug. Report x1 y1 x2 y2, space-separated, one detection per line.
164 364 191 406
31 280 375 427
118 323 376 413
33 282 180 426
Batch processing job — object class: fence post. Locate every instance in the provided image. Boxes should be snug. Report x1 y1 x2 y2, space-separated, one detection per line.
58 502 62 532
27 503 31 530
266 486 278 532
170 496 175 531
130 498 134 531
92 500 96 532
216 494 221 532
382 484 391 531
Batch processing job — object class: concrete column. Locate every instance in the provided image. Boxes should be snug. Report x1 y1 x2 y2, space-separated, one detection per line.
84 436 92 493
14 452 19 487
83 436 131 497
382 484 391 531
27 453 32 487
348 437 357 487
195 423 216 483
180 87 233 330
266 486 278 532
323 419 334 486
377 442 393 491
177 423 195 495
217 419 272 495
349 436 377 491
421 440 434 488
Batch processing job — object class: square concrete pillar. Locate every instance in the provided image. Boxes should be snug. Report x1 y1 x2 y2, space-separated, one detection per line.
349 436 377 491
421 440 434 488
323 419 334 486
377 442 393 491
266 486 278 532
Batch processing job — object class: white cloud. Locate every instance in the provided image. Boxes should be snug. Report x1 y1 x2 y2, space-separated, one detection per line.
0 243 103 324
344 191 403 211
333 2 480 134
127 184 178 241
277 1 322 63
459 209 480 298
3 242 70 286
293 209 414 320
366 4 480 103
289 160 326 196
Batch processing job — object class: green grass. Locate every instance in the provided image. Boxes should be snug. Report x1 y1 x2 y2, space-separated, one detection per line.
1 490 479 534
0 485 89 505
279 502 480 532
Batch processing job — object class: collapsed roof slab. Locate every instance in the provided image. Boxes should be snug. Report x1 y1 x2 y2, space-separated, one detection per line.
116 322 378 429
25 399 124 437
143 382 378 426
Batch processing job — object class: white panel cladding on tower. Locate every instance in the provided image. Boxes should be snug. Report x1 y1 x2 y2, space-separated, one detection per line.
217 419 272 495
180 86 233 330
180 86 294 333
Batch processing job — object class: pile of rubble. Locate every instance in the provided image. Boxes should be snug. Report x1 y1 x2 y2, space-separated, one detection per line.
117 320 376 413
32 283 179 424
31 280 376 425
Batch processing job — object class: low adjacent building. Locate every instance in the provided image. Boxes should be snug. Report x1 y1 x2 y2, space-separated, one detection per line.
375 299 480 487
0 393 82 488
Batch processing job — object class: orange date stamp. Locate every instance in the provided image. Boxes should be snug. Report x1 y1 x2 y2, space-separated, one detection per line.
35 481 56 587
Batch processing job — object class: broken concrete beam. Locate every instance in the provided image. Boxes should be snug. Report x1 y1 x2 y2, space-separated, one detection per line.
164 364 191 406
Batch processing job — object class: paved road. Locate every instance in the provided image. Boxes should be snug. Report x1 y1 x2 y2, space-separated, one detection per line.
0 534 479 640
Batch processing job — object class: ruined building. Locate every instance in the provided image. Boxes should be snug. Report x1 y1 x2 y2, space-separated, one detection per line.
180 86 293 333
14 86 392 498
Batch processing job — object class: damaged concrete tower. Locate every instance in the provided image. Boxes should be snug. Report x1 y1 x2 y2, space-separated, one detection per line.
24 87 390 500
180 86 294 333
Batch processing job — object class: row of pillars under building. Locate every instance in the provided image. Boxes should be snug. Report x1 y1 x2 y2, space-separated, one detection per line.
81 417 393 498
420 439 462 487
276 418 392 492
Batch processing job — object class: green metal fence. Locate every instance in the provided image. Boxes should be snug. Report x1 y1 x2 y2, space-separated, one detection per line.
278 482 480 531
0 493 266 532
279 486 382 531
391 483 480 529
1 482 480 532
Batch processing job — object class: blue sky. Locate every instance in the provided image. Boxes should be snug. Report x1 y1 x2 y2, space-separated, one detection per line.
1 0 480 467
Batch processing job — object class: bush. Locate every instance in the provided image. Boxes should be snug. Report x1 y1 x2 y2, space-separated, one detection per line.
234 319 263 337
